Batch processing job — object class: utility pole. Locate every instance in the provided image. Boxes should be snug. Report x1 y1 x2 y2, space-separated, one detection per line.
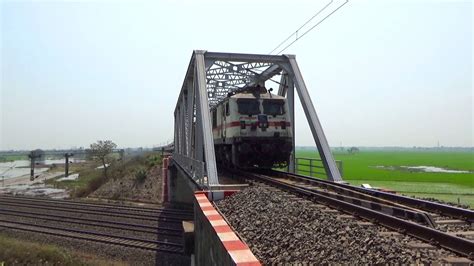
30 155 35 181
28 151 42 181
64 153 74 177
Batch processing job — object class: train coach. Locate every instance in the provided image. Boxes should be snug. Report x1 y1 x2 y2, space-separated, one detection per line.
211 86 293 168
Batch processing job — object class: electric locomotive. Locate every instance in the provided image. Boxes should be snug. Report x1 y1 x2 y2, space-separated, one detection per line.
211 86 293 168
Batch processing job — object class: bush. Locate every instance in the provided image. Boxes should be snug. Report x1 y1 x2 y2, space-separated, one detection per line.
135 168 147 184
146 154 162 168
73 171 108 198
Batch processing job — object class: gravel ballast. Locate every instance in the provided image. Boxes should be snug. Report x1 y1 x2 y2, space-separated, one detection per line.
216 183 460 264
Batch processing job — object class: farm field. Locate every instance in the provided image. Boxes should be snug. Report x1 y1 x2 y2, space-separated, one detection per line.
296 149 474 207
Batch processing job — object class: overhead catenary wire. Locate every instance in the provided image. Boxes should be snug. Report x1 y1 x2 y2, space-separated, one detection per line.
269 0 349 55
268 0 334 55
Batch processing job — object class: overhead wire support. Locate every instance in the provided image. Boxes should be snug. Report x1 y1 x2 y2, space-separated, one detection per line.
268 0 349 55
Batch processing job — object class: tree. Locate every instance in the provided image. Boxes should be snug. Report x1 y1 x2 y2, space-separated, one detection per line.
88 140 117 178
347 147 359 155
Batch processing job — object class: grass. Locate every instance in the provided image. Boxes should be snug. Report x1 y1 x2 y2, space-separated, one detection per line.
0 154 27 162
0 234 80 265
296 149 474 207
46 161 108 198
0 233 128 265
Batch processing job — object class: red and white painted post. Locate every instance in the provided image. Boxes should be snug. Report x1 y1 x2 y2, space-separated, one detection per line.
161 156 169 203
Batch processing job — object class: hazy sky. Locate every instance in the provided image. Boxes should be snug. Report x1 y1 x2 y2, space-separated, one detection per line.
0 0 472 150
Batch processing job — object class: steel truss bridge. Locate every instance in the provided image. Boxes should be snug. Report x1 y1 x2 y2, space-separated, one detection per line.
173 50 342 188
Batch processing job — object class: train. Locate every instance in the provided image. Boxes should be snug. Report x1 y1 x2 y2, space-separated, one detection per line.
211 86 293 168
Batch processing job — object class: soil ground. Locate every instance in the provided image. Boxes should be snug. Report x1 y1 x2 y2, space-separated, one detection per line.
91 164 163 204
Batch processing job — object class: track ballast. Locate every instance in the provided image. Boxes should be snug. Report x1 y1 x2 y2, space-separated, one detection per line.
219 169 473 264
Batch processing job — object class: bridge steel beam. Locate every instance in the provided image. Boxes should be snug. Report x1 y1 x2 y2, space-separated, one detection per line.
195 50 219 185
285 54 342 182
173 50 342 185
286 74 296 174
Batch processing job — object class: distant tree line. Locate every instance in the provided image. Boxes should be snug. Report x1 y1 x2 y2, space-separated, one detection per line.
347 147 359 154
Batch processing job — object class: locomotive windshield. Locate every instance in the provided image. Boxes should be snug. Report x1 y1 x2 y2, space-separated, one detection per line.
263 100 285 116
237 99 260 115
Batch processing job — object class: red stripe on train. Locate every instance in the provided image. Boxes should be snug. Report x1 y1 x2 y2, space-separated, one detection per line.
212 121 290 131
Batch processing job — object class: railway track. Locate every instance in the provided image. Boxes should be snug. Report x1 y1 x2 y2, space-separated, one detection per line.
0 195 189 214
0 207 183 236
0 196 192 223
231 169 474 260
0 196 190 254
265 170 474 222
265 170 474 240
0 220 183 253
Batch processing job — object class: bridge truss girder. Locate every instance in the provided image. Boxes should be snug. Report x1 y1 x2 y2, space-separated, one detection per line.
173 50 342 188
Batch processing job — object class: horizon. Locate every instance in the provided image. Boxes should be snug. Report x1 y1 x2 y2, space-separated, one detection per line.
1 145 473 153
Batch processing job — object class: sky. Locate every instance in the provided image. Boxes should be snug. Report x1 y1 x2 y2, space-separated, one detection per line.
0 0 472 150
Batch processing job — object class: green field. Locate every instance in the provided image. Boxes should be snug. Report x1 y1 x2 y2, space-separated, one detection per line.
0 154 27 162
296 149 474 207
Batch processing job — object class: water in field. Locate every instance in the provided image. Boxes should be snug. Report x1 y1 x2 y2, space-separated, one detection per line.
400 165 470 173
0 159 85 179
0 160 48 179
373 165 472 174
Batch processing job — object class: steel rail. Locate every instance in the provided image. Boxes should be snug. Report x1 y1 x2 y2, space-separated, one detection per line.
0 207 182 231
264 169 432 209
0 195 191 214
0 208 182 236
237 170 474 258
254 170 436 227
0 200 190 223
286 180 435 227
0 195 191 216
268 169 474 222
0 220 183 254
0 218 183 247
